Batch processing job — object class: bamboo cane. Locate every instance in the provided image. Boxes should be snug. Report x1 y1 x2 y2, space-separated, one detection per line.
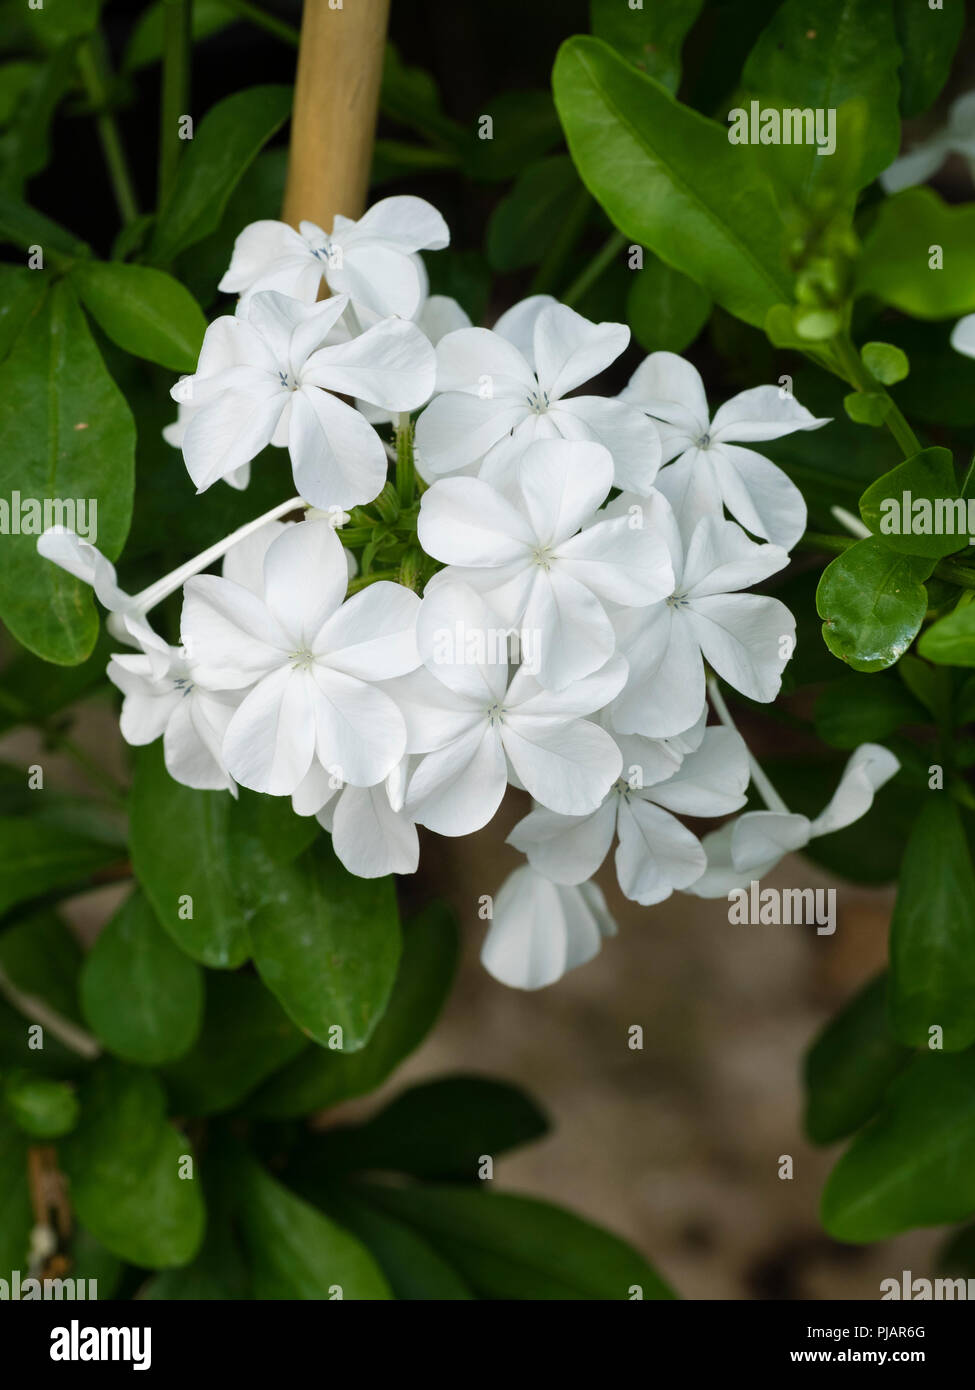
281 0 391 231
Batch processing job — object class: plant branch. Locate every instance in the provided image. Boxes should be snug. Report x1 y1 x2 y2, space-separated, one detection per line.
77 36 139 227
217 0 299 47
562 230 627 309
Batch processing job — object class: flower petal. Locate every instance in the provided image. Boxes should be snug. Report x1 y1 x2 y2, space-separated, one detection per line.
550 395 661 494
181 373 287 492
289 386 387 510
414 390 528 476
311 667 406 786
330 784 419 877
685 593 794 704
710 384 830 444
507 800 616 885
417 476 534 565
514 438 614 546
533 303 629 399
620 351 710 440
711 444 807 550
555 514 674 606
809 743 900 838
180 574 290 689
615 798 706 903
223 665 317 795
302 317 435 409
316 581 420 679
480 867 616 990
644 725 749 816
406 721 506 835
261 518 348 645
501 716 621 815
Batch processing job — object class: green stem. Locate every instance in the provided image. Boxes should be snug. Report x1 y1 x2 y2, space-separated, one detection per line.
217 0 299 47
395 412 415 508
831 333 920 460
347 569 400 594
562 230 627 308
77 36 139 226
158 0 192 209
530 186 591 296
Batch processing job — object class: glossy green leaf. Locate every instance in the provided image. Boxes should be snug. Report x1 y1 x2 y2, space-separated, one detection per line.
236 1157 391 1300
80 891 203 1065
0 282 135 664
816 538 934 672
250 901 457 1118
360 1184 675 1300
843 391 888 426
295 1076 548 1181
0 908 83 1023
486 156 582 271
860 446 967 558
893 0 964 118
0 265 46 362
60 1061 205 1268
130 743 317 969
919 602 975 667
310 1186 472 1299
822 1051 975 1242
856 189 975 319
627 252 711 352
804 974 911 1144
590 0 703 92
162 971 306 1115
149 85 292 265
72 262 206 372
0 818 123 918
740 0 901 205
554 36 792 328
3 1070 78 1138
889 798 975 1051
249 839 401 1053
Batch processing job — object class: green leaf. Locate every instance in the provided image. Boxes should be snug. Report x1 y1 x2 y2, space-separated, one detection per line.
149 85 293 265
862 341 909 385
0 194 88 258
814 673 926 749
80 891 203 1065
816 537 934 672
0 907 83 1024
72 262 206 372
60 1060 205 1268
486 156 582 272
0 818 123 918
249 839 401 1053
130 743 317 969
162 970 306 1115
803 974 911 1144
822 1051 975 1242
856 189 975 319
554 36 792 328
0 45 80 196
295 1076 548 1181
380 41 465 151
250 901 458 1118
590 0 703 92
897 652 952 725
859 446 967 558
919 602 975 667
123 0 235 71
236 1157 391 1300
889 798 975 1051
23 0 101 44
0 628 113 736
893 0 964 118
843 390 889 426
358 1184 675 1300
310 1186 472 1299
0 1116 31 1277
3 1070 78 1138
0 281 135 664
740 0 901 205
0 265 46 362
627 252 711 353
464 90 563 182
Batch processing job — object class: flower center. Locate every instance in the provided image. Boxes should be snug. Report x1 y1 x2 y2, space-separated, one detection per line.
289 647 316 671
697 431 712 448
308 234 334 263
172 676 195 698
526 384 550 414
486 701 506 726
666 591 691 610
278 369 296 391
532 543 554 570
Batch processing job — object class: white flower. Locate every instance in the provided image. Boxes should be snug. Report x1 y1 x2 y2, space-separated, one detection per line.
509 725 749 905
171 290 435 508
414 301 662 493
390 582 627 835
217 196 450 318
357 293 472 424
605 493 795 739
417 439 673 689
163 403 249 491
36 527 164 656
621 352 828 550
480 865 617 990
108 635 240 794
290 759 419 879
180 519 421 796
689 743 900 898
880 91 975 193
950 312 975 362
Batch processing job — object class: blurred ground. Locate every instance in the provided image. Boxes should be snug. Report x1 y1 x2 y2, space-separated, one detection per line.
3 690 944 1303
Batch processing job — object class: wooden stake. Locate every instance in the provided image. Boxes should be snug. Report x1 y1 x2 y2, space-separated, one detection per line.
282 0 391 231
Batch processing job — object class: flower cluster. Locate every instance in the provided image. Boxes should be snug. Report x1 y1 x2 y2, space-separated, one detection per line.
38 195 899 989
